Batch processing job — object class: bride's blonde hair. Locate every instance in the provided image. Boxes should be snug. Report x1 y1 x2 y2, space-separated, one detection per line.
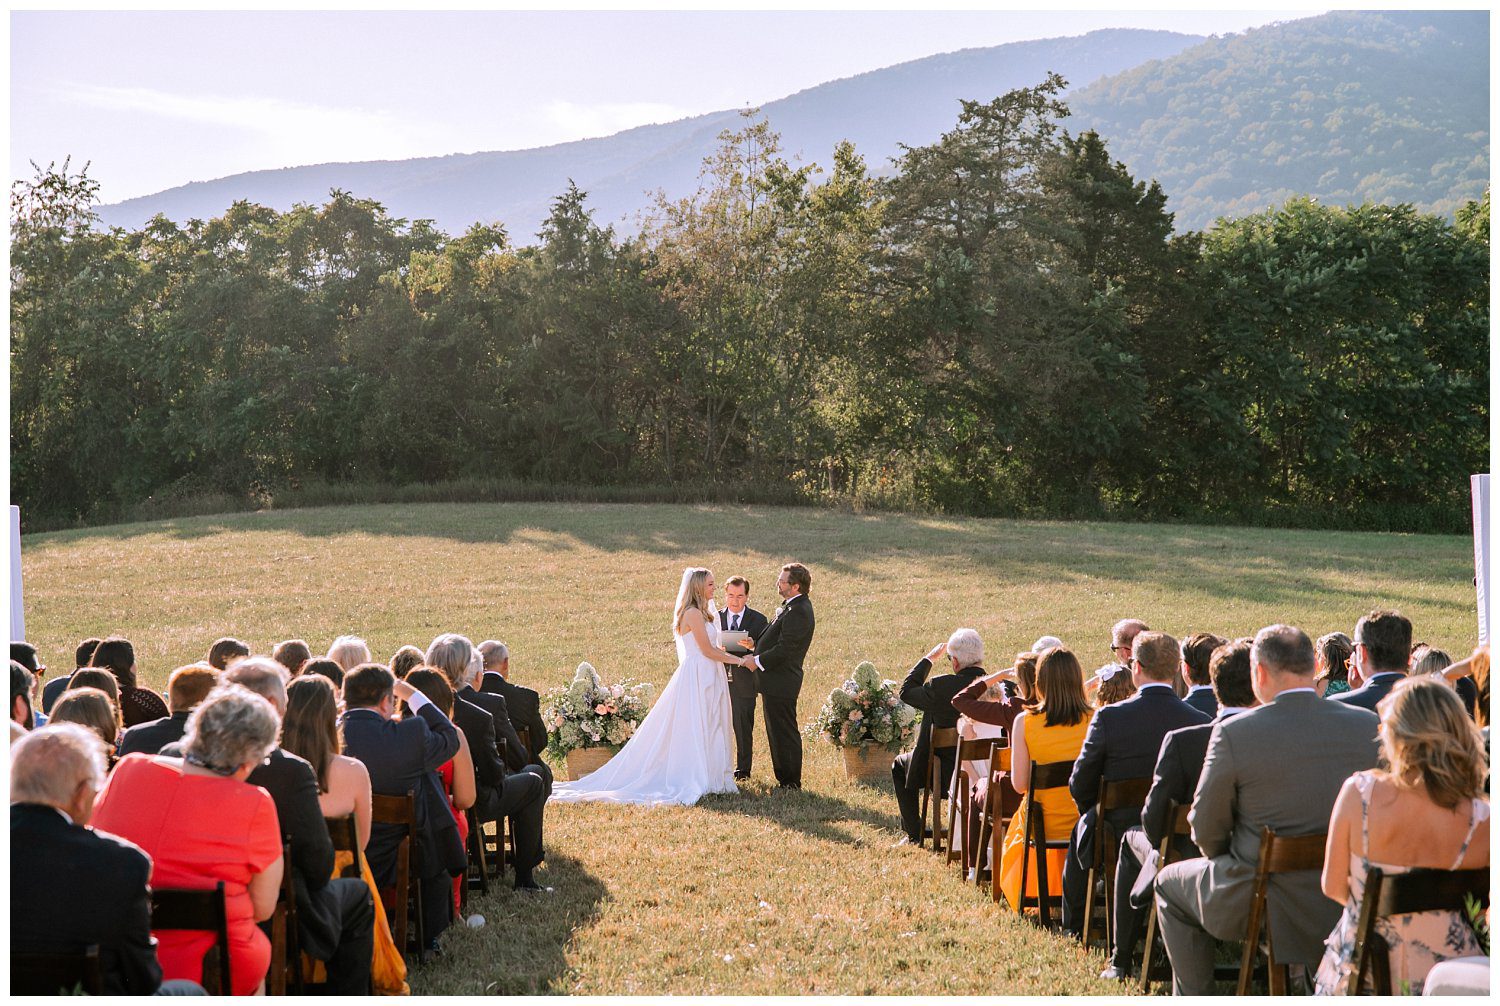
673 567 715 633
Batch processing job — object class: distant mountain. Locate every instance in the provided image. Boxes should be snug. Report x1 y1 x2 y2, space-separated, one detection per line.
1067 10 1490 231
95 28 1204 239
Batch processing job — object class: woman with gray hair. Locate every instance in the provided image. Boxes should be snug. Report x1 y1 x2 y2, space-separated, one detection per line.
91 684 286 994
327 635 373 674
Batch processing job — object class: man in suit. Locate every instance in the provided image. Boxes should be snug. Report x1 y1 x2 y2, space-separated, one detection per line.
891 628 987 845
479 640 552 762
1180 632 1225 718
1332 609 1412 714
11 723 199 994
716 576 769 780
341 663 464 953
1101 637 1257 980
41 638 101 716
12 642 45 727
1155 624 1380 995
1064 631 1211 936
11 659 36 734
736 562 815 789
117 663 218 757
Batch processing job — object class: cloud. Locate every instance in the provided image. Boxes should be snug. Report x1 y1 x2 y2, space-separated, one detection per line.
541 99 692 139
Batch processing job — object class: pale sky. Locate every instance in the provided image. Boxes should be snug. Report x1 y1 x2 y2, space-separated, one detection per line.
12 10 1318 204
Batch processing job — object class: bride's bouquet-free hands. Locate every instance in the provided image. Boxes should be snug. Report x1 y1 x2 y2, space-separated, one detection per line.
808 660 918 752
544 662 654 761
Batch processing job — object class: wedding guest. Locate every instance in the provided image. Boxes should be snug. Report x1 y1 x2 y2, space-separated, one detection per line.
11 660 35 733
1013 650 1041 706
892 629 988 846
1032 635 1064 655
997 647 1092 910
1180 632 1226 716
389 645 425 680
49 687 121 756
118 663 218 756
327 635 373 674
950 651 1034 871
41 637 102 715
1333 610 1412 714
11 723 195 994
1316 631 1354 698
67 667 121 704
1089 619 1149 701
1063 631 1210 935
402 668 477 918
1155 624 1379 995
12 642 45 725
88 636 169 727
1094 664 1137 706
303 657 346 692
479 639 554 779
1412 643 1479 716
92 684 286 995
272 639 312 677
207 636 251 671
1314 677 1488 994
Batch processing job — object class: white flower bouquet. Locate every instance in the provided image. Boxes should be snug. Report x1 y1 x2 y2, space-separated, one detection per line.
543 661 653 760
808 660 917 752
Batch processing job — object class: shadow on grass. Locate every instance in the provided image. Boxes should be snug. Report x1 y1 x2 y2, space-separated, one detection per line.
696 779 903 847
409 851 608 995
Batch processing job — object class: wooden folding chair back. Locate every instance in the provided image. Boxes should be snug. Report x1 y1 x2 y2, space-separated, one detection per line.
1139 802 1193 992
1013 759 1074 927
266 841 303 994
1236 827 1327 995
10 945 104 995
1080 775 1154 949
1347 867 1490 995
916 726 960 851
325 813 364 879
466 806 491 897
981 746 1014 893
152 881 231 994
946 737 999 868
371 791 421 957
519 725 540 763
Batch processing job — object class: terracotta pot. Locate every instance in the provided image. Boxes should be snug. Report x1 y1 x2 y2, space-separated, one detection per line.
843 743 893 783
565 745 615 780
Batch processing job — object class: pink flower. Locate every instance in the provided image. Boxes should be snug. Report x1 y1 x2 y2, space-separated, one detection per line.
594 703 609 714
849 710 863 722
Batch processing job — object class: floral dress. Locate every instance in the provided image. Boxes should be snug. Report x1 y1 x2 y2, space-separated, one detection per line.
1314 771 1487 995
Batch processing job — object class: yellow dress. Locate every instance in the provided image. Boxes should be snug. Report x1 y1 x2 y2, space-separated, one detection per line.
304 850 409 995
997 709 1091 911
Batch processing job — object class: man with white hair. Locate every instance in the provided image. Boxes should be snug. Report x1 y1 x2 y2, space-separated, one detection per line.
479 640 553 784
891 628 988 846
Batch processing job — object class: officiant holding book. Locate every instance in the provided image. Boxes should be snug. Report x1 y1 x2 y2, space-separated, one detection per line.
718 576 768 780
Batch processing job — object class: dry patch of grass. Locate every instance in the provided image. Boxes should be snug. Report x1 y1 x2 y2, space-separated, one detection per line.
19 502 1476 994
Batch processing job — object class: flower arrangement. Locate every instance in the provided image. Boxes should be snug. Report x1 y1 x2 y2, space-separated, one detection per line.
543 662 653 760
809 660 918 751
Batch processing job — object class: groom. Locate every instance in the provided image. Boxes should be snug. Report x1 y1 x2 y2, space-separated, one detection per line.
738 562 815 789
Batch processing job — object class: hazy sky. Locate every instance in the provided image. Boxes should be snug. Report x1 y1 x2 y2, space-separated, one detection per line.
12 10 1318 204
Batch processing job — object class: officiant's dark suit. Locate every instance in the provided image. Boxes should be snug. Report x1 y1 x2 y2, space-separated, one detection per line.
719 604 768 779
893 655 985 843
752 591 814 788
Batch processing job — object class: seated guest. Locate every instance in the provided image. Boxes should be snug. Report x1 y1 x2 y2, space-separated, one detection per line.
49 687 121 759
207 636 250 671
951 651 1036 866
1315 677 1489 994
11 660 35 733
1064 631 1211 934
1333 610 1413 713
41 637 101 715
1155 625 1379 995
272 638 312 677
303 657 346 692
88 636 169 727
67 667 120 701
1316 631 1354 698
1103 638 1258 980
92 684 286 995
389 645 425 680
1093 664 1137 706
1180 632 1226 716
892 629 988 846
327 635 373 674
401 668 478 918
11 723 194 994
12 643 45 726
479 639 554 765
1031 635 1064 656
1412 643 1479 717
118 663 218 756
340 663 464 954
997 647 1092 909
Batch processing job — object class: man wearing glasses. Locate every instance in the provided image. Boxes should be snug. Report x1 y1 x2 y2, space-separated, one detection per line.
1331 610 1412 714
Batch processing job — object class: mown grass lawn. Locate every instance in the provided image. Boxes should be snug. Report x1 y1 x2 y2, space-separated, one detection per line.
19 502 1477 994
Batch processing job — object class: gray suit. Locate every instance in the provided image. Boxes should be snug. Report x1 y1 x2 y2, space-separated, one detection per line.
1155 689 1378 994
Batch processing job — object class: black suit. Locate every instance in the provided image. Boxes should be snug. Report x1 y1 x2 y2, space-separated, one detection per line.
451 693 507 820
455 684 549 879
1183 687 1218 718
752 593 814 787
460 683 552 793
117 710 191 757
892 658 985 842
480 672 552 764
11 803 163 994
1332 671 1406 714
718 606 768 778
1063 684 1211 934
40 673 72 715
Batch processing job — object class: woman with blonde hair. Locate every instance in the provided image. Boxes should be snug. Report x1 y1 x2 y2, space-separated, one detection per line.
326 635 372 673
1315 676 1489 994
551 566 740 806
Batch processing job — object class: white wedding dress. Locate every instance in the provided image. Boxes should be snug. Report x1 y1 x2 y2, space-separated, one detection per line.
551 616 738 806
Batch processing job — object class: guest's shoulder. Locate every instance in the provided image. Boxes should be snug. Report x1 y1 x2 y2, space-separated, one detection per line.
85 822 154 876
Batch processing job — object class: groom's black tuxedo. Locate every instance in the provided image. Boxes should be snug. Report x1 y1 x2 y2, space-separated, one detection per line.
719 605 768 778
752 592 815 787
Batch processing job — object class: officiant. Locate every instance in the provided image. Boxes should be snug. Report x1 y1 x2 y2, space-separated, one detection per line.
719 576 768 780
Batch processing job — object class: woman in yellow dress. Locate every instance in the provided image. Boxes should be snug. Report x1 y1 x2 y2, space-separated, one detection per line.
997 646 1093 911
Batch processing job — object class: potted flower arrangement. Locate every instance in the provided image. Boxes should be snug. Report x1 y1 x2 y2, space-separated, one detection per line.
543 661 653 780
808 660 918 781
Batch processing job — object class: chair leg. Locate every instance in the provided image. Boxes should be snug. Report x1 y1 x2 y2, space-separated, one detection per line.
917 783 930 849
947 776 966 866
1236 892 1264 996
1082 862 1098 947
1139 901 1161 993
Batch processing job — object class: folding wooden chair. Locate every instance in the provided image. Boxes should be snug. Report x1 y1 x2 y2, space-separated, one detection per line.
1081 775 1154 949
946 736 999 869
916 726 960 851
10 945 104 995
1012 760 1074 927
266 841 303 994
1140 802 1192 992
371 791 422 958
981 745 1014 895
152 881 231 994
466 806 490 895
325 813 363 879
1346 866 1490 995
1236 827 1327 995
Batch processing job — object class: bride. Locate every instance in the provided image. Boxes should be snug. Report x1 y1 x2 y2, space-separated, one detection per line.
550 567 741 806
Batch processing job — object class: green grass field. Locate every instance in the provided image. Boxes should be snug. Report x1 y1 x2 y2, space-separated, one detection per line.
19 502 1478 994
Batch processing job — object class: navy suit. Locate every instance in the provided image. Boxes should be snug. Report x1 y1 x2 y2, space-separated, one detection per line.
1063 684 1211 933
719 606 768 778
1331 671 1406 714
1184 687 1218 719
117 710 191 757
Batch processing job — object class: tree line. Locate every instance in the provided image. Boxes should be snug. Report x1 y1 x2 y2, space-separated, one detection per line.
10 76 1489 533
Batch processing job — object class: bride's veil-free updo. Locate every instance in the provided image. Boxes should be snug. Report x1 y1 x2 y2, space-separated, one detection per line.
672 567 717 633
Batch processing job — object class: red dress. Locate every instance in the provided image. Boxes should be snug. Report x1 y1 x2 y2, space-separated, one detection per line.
92 754 283 995
437 759 470 915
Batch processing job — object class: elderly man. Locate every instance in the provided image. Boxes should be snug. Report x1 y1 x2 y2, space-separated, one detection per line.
892 628 988 846
478 640 553 783
1155 625 1379 995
